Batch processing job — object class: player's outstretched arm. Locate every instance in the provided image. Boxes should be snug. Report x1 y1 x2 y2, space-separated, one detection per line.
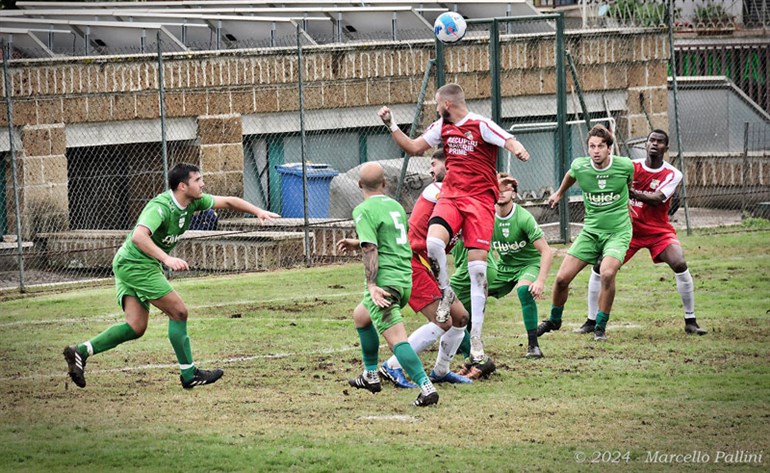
548 173 577 209
336 238 361 254
629 186 667 206
378 106 431 156
212 196 280 223
131 226 189 271
504 137 530 162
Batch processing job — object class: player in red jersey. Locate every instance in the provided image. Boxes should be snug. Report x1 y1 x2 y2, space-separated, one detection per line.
379 150 473 387
378 83 529 365
578 129 707 335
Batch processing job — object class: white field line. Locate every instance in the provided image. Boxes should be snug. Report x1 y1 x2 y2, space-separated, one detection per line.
0 291 362 328
5 345 360 383
360 415 418 422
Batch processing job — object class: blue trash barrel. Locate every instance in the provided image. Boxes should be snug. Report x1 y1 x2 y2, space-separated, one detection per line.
275 163 340 218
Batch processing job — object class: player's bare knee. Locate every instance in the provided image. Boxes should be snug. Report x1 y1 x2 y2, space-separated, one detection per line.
167 305 188 321
554 274 571 291
671 261 688 273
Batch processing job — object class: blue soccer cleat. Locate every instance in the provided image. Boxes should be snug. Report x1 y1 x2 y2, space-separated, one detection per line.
429 369 472 384
379 361 418 389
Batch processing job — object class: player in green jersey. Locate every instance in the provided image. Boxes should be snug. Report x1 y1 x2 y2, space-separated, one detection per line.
63 163 280 389
539 124 634 341
336 162 439 407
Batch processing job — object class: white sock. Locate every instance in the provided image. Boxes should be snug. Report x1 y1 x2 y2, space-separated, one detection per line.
467 260 487 339
385 322 445 369
587 268 600 321
433 326 466 376
364 369 379 383
675 269 695 319
426 236 450 290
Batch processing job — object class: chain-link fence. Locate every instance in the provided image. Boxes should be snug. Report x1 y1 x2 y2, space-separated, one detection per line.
2 7 770 293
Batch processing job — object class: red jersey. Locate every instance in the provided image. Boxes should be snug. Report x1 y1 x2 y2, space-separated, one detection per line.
408 182 441 259
422 112 512 199
629 159 682 238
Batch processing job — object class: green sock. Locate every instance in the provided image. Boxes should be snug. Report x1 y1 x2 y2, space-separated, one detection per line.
356 325 380 372
78 322 139 359
458 327 471 359
168 320 195 382
596 311 610 330
517 286 538 332
393 341 429 386
550 305 564 323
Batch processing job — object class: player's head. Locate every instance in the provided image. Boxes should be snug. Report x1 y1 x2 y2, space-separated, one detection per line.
430 149 447 183
587 124 613 166
646 129 669 160
169 163 204 197
359 162 386 193
435 83 466 122
497 172 517 206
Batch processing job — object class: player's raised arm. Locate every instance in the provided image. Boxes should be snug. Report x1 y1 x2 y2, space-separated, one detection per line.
378 106 432 156
212 196 280 224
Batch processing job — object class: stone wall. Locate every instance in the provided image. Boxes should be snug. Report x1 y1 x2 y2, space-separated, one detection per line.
2 30 670 236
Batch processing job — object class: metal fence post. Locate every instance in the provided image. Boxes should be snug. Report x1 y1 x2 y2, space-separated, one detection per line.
556 12 570 244
742 122 750 217
297 25 312 267
157 32 169 191
2 41 26 293
668 0 692 236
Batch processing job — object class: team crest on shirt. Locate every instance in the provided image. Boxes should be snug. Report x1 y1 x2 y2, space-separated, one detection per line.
650 179 660 190
465 131 473 140
178 217 185 228
502 227 510 238
598 179 606 189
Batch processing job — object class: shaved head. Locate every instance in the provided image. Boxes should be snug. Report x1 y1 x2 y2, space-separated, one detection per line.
359 162 386 192
436 83 466 106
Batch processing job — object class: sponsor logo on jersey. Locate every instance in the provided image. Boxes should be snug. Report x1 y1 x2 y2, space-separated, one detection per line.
493 239 528 253
650 179 660 190
162 234 182 245
445 135 479 156
585 192 621 206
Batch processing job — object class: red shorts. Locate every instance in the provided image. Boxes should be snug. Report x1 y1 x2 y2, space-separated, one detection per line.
430 192 496 251
624 231 681 264
408 254 441 313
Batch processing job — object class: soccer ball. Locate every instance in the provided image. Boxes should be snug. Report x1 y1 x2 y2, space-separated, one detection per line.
434 12 467 44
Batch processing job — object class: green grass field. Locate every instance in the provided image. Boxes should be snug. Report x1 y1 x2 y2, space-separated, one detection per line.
1 229 769 472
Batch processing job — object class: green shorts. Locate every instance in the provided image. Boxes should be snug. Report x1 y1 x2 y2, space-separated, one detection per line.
113 259 173 311
363 285 411 334
568 228 632 265
488 264 541 299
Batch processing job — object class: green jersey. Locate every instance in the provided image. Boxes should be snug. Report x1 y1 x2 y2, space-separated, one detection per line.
450 239 498 282
352 194 412 290
492 204 543 271
569 155 634 234
115 191 215 265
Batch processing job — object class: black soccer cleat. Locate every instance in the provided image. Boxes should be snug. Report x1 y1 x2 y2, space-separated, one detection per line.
63 345 87 388
348 374 382 394
684 322 707 335
536 319 562 337
525 345 543 358
593 327 608 341
413 391 439 407
573 319 596 334
181 368 224 389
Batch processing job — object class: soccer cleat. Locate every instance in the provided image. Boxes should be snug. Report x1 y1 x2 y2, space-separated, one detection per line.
413 391 439 407
684 323 707 335
536 319 562 337
573 319 596 334
181 368 224 389
469 336 485 363
63 346 87 388
435 288 456 323
429 369 472 384
348 374 382 393
593 327 607 341
525 345 543 358
475 357 497 377
379 362 417 389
